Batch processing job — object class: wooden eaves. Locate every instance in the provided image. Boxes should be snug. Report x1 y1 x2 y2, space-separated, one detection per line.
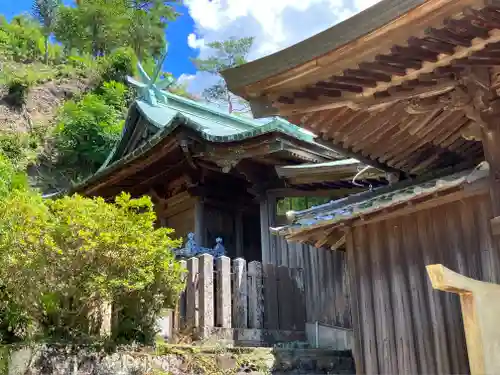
222 0 500 177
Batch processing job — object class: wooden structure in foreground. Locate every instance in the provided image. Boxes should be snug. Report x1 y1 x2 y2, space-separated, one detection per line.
172 255 308 347
427 264 500 375
223 0 500 373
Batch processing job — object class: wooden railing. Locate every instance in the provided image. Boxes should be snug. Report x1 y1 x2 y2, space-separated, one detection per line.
171 254 307 344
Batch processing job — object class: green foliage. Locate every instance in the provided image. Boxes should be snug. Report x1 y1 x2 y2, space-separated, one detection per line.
52 5 88 54
0 154 28 199
32 0 62 63
276 197 334 216
0 15 45 63
54 0 179 58
32 0 61 34
52 85 126 183
0 190 184 343
5 75 31 107
99 81 128 110
191 37 254 113
0 132 40 170
99 47 138 85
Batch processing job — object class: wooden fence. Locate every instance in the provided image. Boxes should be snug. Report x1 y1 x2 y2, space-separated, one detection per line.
174 255 306 340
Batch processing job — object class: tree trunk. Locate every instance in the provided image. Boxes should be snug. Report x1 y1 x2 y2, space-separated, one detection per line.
44 35 49 64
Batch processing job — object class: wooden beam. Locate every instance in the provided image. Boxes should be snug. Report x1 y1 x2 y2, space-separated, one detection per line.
233 0 486 97
312 137 404 175
82 138 179 195
271 29 500 116
275 78 458 115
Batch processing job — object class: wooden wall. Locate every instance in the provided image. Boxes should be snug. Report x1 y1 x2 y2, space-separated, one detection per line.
348 193 500 375
164 193 196 242
263 196 352 329
273 238 352 329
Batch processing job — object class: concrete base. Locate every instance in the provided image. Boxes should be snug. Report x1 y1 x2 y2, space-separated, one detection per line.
305 323 353 350
198 327 306 347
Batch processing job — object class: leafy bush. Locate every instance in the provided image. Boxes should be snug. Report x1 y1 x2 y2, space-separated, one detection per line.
52 88 125 182
0 132 40 170
99 81 128 110
0 153 28 199
99 47 137 85
0 15 44 63
5 75 31 107
0 189 184 343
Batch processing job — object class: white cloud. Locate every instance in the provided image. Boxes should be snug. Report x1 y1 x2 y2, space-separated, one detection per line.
187 33 205 50
177 73 196 85
182 0 383 95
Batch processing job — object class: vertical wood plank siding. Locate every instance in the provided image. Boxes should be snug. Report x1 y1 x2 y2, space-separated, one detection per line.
349 194 500 374
271 237 352 329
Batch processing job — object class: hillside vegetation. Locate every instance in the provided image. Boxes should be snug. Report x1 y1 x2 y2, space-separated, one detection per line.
0 2 193 193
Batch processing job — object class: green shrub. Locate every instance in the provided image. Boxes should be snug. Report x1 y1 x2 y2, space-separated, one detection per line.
99 47 137 85
0 153 28 199
0 132 39 169
5 75 31 107
0 190 184 343
52 91 124 182
99 81 128 110
0 15 44 63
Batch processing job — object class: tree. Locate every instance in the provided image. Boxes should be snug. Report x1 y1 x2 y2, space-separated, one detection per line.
51 82 126 184
53 0 179 58
32 0 61 64
52 5 87 54
192 37 254 114
0 189 184 343
127 0 179 60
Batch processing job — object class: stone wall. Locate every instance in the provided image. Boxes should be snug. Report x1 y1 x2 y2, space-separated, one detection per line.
1 344 355 375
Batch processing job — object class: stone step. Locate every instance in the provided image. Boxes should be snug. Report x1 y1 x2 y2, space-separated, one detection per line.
272 348 355 374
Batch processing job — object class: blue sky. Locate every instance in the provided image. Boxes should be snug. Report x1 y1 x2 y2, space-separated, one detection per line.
0 0 382 94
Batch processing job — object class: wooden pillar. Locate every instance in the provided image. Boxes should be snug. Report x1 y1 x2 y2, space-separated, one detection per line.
259 198 271 265
482 123 500 217
463 69 500 284
194 198 205 246
235 211 244 258
346 230 364 375
260 195 277 265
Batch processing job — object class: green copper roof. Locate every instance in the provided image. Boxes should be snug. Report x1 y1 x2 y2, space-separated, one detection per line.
74 91 338 193
134 92 318 143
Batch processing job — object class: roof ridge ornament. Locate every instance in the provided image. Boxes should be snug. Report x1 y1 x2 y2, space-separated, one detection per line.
127 44 175 106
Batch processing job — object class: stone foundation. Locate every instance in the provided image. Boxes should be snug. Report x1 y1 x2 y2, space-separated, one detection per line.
1 343 355 374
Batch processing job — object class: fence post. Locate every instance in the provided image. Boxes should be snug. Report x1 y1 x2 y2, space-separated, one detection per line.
216 256 232 328
248 261 264 329
232 258 248 328
199 253 214 338
170 259 187 337
186 257 199 331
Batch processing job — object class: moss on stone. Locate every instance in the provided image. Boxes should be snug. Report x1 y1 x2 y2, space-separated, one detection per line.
0 346 10 375
154 343 273 374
